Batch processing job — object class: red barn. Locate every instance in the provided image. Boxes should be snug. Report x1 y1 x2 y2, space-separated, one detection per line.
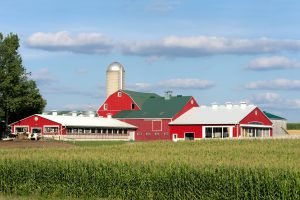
98 90 199 140
169 103 273 141
10 114 137 140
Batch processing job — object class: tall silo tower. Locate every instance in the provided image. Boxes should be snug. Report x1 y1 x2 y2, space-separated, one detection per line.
106 62 125 98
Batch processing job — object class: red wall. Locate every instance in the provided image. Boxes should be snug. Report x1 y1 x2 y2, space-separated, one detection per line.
10 115 63 135
97 91 140 117
169 125 202 140
240 107 272 126
120 119 171 140
173 97 199 120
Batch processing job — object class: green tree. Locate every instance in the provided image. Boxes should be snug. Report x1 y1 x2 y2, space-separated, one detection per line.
0 32 46 138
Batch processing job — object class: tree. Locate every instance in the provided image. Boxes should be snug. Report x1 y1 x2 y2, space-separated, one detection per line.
0 32 46 138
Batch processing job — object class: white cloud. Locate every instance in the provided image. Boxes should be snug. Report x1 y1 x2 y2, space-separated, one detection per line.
250 92 300 110
30 68 56 85
27 31 114 54
121 36 300 57
62 104 99 111
250 92 282 105
247 56 300 70
27 32 300 58
127 78 214 91
245 79 300 90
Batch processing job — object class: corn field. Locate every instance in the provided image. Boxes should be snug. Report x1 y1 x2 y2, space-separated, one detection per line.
0 139 300 199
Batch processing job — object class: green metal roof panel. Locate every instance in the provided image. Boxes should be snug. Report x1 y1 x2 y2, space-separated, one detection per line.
263 111 286 120
114 95 192 118
122 90 161 108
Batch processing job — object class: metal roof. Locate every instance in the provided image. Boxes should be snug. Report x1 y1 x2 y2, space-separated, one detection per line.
170 105 256 125
37 114 136 128
114 91 192 118
263 111 286 120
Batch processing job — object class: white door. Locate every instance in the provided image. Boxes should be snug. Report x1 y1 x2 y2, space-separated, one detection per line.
129 131 135 141
172 134 178 142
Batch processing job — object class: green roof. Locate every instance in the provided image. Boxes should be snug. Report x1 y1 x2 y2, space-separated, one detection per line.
114 90 192 118
122 90 161 109
263 111 286 120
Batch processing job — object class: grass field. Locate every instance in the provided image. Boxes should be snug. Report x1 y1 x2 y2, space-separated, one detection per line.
0 139 300 199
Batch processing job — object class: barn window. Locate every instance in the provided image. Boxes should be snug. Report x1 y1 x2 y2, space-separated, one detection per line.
163 132 169 136
104 103 108 110
191 99 194 104
205 126 230 138
154 132 159 136
131 103 135 110
137 132 143 136
44 126 59 133
146 132 151 136
15 126 29 133
118 92 122 97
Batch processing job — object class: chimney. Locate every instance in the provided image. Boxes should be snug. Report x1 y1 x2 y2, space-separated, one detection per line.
164 91 172 100
72 111 77 117
52 111 58 116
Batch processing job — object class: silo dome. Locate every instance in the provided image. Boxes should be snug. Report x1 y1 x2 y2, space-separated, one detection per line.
107 62 125 72
106 62 125 98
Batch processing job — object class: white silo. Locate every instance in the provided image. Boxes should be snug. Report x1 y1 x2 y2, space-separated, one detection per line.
106 62 125 98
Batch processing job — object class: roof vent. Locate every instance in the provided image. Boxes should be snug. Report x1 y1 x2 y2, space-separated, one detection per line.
211 103 218 110
164 91 172 100
225 102 233 109
240 101 247 109
71 111 77 117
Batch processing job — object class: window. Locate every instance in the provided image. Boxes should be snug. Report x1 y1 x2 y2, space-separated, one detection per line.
146 132 151 136
84 128 91 134
113 129 118 134
163 132 169 136
154 132 159 136
137 132 143 136
131 103 135 110
205 126 230 138
78 128 83 134
205 127 212 138
191 99 194 105
118 92 122 97
104 103 108 110
44 126 59 133
15 127 28 133
72 128 78 134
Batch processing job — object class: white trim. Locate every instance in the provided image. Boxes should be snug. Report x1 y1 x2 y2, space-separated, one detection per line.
203 125 234 138
240 124 272 128
43 125 59 134
184 132 195 140
31 127 42 134
14 125 29 134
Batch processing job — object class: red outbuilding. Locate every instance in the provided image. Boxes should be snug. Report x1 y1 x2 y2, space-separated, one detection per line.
10 114 137 140
169 103 273 141
98 90 199 140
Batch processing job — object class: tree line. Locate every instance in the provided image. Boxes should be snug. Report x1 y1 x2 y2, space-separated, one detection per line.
0 32 46 138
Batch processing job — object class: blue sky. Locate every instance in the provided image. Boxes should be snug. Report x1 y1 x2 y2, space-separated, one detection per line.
1 0 300 121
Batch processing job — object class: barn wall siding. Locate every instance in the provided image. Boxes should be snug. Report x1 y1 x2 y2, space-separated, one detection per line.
98 91 139 117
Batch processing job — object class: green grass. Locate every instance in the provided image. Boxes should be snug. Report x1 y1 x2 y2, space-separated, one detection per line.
0 139 300 199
